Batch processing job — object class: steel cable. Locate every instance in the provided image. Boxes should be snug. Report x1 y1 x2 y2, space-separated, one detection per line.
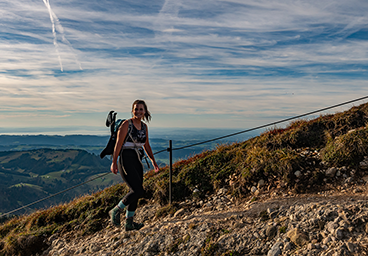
1 95 367 218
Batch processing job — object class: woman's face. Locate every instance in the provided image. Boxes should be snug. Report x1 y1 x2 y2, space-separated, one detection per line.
132 103 146 119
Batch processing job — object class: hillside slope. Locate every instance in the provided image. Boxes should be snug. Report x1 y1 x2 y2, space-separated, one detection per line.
1 102 368 255
46 189 368 256
0 149 113 215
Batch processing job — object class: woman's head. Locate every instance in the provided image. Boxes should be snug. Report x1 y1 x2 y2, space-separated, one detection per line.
132 99 151 122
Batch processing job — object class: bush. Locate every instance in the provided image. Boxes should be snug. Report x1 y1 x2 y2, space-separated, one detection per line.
241 146 300 184
321 127 368 167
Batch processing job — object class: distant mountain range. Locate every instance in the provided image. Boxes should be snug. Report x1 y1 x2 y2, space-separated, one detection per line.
0 135 109 156
0 130 259 162
0 134 108 146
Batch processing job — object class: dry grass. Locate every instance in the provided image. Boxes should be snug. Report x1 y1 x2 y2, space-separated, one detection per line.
1 102 368 255
321 127 368 166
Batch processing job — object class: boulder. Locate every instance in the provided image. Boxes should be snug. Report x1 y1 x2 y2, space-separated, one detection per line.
287 228 309 246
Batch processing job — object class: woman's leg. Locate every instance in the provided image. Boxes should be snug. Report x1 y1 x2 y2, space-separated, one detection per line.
113 149 144 230
119 149 144 211
110 149 143 228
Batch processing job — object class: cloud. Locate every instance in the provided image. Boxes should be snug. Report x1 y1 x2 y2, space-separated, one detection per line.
1 0 368 133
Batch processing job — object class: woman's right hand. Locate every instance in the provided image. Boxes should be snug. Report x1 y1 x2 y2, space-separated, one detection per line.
111 162 118 174
153 162 160 173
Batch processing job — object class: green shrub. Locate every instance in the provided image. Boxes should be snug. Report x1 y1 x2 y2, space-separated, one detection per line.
241 146 300 183
279 226 287 233
321 127 368 166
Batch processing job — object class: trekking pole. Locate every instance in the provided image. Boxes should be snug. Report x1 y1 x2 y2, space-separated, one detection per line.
167 140 173 205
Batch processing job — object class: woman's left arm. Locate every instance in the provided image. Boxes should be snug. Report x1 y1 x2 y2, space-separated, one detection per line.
143 125 160 172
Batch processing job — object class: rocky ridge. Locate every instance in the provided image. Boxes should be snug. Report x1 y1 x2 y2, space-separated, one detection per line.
44 191 368 256
43 149 368 256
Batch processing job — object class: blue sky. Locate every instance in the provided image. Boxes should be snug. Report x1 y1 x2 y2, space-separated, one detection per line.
1 0 368 135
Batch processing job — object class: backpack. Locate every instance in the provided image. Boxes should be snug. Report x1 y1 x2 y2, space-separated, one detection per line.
99 110 132 159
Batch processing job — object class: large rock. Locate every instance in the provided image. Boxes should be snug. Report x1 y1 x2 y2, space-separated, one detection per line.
325 167 337 177
334 227 345 240
287 228 309 246
326 221 338 234
360 156 368 169
265 225 278 240
267 241 283 256
258 179 265 188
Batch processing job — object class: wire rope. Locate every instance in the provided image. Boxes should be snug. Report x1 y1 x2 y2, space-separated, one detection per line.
1 95 367 218
172 95 368 151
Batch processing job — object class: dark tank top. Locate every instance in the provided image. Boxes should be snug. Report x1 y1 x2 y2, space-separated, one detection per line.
126 121 146 144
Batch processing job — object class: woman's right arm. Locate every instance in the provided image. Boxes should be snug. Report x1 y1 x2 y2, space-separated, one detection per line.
110 120 129 174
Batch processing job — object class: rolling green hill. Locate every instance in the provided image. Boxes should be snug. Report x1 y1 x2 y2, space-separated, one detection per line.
0 149 117 215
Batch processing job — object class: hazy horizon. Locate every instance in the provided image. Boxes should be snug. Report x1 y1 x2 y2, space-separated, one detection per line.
0 126 261 142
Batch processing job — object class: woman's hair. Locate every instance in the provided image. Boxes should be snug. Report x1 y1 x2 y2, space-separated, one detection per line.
132 99 151 122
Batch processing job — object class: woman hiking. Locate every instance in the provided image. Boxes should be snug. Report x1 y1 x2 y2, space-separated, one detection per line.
109 99 160 231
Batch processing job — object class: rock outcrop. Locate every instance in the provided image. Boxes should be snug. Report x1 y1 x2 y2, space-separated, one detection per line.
44 185 368 256
39 149 368 255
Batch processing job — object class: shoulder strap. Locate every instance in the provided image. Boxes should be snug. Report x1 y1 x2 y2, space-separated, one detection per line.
124 119 133 144
127 120 145 167
128 119 138 145
128 119 133 134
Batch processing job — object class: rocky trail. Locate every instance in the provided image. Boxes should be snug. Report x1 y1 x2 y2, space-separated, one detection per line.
44 184 368 256
42 148 368 256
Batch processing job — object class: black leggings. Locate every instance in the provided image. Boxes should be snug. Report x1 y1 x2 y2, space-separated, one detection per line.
118 149 144 212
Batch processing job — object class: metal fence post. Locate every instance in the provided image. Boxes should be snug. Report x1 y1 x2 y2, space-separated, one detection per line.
168 140 173 205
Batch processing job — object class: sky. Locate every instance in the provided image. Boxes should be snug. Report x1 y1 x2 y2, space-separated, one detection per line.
1 0 368 135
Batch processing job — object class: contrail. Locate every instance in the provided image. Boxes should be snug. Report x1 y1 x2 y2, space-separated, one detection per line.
50 7 83 70
42 0 83 71
43 0 63 71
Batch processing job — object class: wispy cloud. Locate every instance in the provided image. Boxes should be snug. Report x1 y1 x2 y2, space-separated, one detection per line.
1 0 368 133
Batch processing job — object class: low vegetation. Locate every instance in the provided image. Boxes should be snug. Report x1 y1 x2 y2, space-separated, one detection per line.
1 102 368 255
0 149 113 215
